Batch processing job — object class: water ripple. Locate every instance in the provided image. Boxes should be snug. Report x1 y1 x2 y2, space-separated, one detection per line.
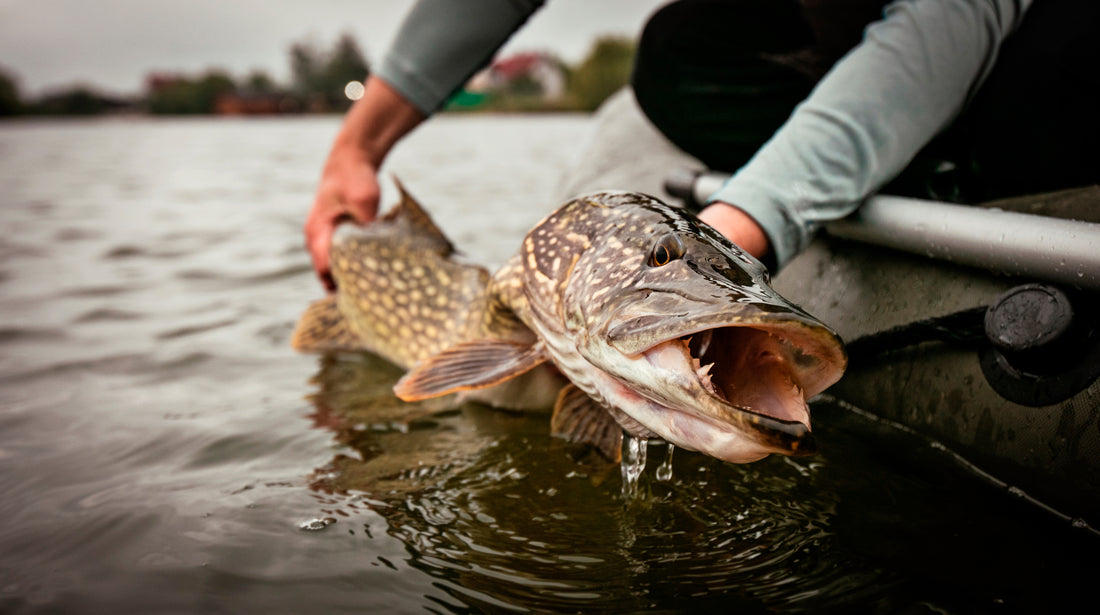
73 308 145 323
102 245 189 259
174 263 312 287
156 318 236 340
60 285 133 298
0 326 66 344
0 351 216 385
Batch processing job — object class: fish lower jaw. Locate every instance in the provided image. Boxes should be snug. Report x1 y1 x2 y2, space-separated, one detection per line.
619 398 780 464
626 335 816 461
595 371 790 463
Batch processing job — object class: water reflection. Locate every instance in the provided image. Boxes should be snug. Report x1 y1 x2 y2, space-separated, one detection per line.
302 352 884 612
300 350 1100 613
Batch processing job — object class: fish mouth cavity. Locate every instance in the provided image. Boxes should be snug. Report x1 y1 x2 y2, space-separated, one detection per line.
636 325 820 455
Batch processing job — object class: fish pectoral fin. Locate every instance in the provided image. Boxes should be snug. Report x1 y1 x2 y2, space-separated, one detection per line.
290 296 362 352
550 384 623 463
393 338 548 401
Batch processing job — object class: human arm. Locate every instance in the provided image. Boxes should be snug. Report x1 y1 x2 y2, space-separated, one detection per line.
698 203 771 263
380 0 546 115
701 0 1033 270
305 0 546 290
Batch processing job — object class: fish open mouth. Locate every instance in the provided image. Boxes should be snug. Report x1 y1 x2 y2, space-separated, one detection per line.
635 324 844 460
685 327 811 424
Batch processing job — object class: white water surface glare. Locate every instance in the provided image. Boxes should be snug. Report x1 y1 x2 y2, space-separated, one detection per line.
1 116 1097 614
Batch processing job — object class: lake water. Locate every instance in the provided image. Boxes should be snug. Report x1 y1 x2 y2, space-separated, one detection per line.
0 115 1095 614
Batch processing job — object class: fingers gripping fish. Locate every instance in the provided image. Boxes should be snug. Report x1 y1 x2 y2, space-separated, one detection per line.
293 180 846 463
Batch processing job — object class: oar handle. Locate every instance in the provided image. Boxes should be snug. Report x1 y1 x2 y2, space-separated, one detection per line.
664 169 726 211
665 170 1100 291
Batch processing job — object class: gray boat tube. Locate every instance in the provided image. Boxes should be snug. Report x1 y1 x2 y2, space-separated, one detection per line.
667 170 1100 291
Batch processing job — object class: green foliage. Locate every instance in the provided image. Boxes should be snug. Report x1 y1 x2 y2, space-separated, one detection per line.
290 42 324 95
244 70 277 93
142 33 368 115
0 65 129 117
566 37 636 112
147 70 236 114
29 86 130 115
195 71 236 110
0 67 21 116
506 73 544 98
290 33 370 111
326 35 370 90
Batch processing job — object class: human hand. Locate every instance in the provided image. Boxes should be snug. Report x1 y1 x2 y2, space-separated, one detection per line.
697 201 771 262
304 144 381 291
303 77 425 291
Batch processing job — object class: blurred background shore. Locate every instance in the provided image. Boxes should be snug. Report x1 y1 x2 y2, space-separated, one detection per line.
0 0 660 119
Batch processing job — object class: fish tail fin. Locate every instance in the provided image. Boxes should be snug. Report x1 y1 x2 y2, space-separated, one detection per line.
290 296 362 352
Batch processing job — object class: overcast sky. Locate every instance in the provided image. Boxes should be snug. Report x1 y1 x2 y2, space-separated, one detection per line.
0 0 669 97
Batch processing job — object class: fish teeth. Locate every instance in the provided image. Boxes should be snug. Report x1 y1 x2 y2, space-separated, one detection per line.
696 362 720 396
697 362 713 378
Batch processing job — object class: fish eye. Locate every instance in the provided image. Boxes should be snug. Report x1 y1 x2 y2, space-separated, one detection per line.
648 233 685 267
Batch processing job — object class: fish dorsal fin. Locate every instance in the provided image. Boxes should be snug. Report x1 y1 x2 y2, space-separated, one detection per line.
380 176 455 255
551 384 623 462
290 296 363 352
394 338 549 401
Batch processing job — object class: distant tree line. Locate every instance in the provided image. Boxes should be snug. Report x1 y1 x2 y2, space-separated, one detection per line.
0 34 369 117
0 34 636 118
1 66 132 116
0 68 20 116
146 33 370 115
0 64 171 116
288 34 371 110
146 71 238 115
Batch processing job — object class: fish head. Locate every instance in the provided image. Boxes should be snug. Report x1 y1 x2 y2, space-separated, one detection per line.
528 192 847 463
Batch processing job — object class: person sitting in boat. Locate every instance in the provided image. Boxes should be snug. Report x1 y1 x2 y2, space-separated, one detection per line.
304 0 1098 289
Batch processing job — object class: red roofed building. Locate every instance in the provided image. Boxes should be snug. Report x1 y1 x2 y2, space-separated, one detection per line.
467 52 566 100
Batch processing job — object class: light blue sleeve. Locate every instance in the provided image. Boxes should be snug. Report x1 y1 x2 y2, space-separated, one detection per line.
707 0 1033 269
377 0 546 114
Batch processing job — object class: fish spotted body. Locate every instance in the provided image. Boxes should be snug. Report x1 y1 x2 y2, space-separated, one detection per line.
293 181 846 463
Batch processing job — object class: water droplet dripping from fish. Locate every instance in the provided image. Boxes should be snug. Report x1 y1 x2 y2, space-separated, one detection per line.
656 443 675 482
620 433 648 501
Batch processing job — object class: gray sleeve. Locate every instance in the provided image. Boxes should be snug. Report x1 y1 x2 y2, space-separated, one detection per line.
377 0 546 114
707 0 1033 269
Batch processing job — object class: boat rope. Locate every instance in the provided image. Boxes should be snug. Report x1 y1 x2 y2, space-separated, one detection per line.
842 291 1100 408
844 306 988 367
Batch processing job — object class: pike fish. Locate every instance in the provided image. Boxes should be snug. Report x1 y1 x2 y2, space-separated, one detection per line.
292 181 846 463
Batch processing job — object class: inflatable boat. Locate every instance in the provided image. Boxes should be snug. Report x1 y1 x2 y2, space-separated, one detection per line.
560 90 1100 528
673 173 1100 529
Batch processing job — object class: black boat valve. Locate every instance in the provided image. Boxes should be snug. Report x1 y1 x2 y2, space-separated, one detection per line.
980 284 1100 406
985 284 1077 373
